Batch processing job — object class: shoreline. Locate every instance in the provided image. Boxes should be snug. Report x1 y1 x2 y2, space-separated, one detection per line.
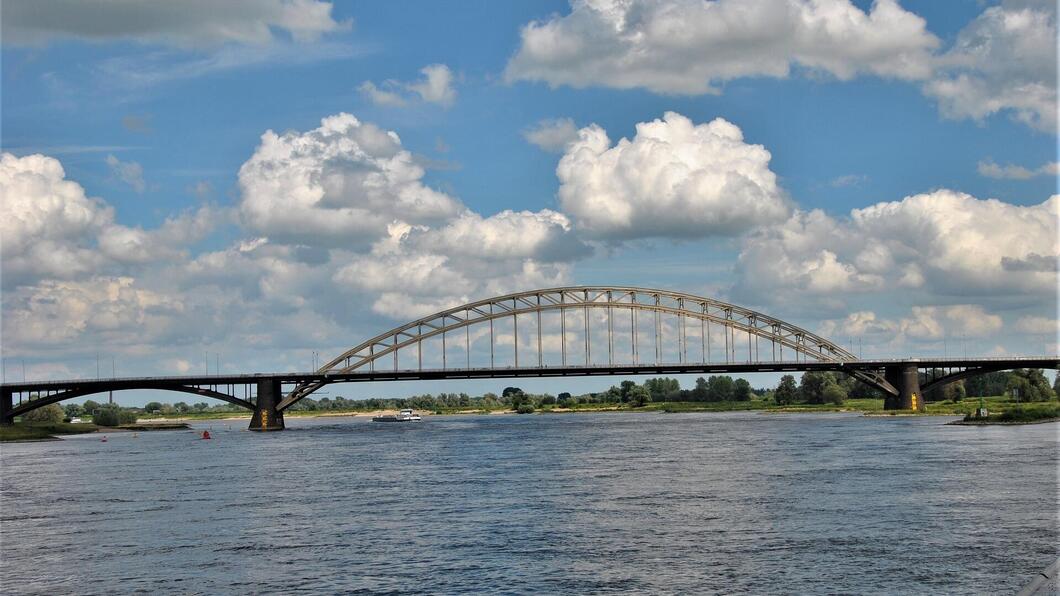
946 417 1060 426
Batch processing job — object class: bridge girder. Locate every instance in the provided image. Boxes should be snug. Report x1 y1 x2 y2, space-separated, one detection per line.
920 366 1000 395
5 383 254 420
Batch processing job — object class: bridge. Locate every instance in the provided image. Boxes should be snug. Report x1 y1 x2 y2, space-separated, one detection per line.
2 287 1056 430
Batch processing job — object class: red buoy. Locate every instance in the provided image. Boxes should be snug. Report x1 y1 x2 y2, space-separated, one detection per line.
202 430 211 440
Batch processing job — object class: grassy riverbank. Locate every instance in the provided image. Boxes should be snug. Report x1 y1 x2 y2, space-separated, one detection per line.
951 402 1060 425
0 422 99 441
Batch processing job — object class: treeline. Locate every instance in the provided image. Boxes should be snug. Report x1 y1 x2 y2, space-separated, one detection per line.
42 368 1056 417
929 368 1057 402
21 401 140 426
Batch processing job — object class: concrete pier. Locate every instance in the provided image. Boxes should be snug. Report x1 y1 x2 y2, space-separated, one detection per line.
248 379 285 431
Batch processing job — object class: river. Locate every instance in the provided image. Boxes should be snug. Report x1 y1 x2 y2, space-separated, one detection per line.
1 412 1056 594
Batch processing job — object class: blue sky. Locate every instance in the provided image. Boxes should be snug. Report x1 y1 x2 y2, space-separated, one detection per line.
1 0 1057 402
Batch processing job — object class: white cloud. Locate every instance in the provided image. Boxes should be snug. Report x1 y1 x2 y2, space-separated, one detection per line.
357 81 408 107
924 0 1057 132
237 112 463 246
407 64 457 106
523 118 579 152
829 174 868 188
105 154 146 193
0 152 215 288
505 0 938 94
360 64 457 107
4 276 185 348
977 159 1059 180
734 190 1059 302
2 0 349 47
1015 315 1059 335
96 40 360 90
556 112 791 240
333 212 589 319
819 305 1004 348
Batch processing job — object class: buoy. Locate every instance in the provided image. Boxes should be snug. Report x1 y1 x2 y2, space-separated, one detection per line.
202 430 211 440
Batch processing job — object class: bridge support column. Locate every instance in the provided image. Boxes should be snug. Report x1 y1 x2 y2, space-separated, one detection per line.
248 379 284 431
1 388 13 426
884 364 923 411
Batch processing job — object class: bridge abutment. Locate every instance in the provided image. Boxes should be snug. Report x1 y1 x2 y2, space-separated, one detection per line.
884 364 923 411
248 379 284 431
1 388 13 426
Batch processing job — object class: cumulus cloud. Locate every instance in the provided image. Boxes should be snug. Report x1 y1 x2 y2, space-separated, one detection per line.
0 152 215 288
359 64 457 107
506 0 938 94
977 159 1059 180
333 212 589 319
4 277 185 348
924 0 1057 132
556 112 791 240
105 154 146 192
523 118 580 152
734 190 1059 303
237 112 463 246
2 0 349 47
819 305 1004 347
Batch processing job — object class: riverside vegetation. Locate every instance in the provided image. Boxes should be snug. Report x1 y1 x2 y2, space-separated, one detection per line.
127 368 1056 419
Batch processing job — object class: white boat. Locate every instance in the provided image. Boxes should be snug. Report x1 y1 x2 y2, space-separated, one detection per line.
372 408 422 422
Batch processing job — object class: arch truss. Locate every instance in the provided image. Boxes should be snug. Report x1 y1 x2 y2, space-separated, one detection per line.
281 286 888 409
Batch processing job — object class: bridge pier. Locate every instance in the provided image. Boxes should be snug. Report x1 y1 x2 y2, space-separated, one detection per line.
1 388 13 426
248 379 285 431
884 363 923 411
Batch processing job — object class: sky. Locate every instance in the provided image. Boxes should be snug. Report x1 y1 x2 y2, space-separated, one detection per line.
1 0 1057 404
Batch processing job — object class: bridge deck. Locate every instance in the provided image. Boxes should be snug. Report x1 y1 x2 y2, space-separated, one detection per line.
2 356 1056 393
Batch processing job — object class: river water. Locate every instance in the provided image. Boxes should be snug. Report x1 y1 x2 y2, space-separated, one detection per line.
1 412 1056 594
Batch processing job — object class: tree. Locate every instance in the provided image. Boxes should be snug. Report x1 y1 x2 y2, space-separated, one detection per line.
1054 374 1060 399
93 404 122 426
1006 369 1055 402
706 376 734 402
144 401 164 413
942 381 966 403
23 403 64 424
799 371 838 404
83 400 101 415
502 387 524 398
822 383 847 405
692 377 709 401
63 403 85 418
644 378 680 401
733 378 752 401
174 402 190 413
627 385 652 407
775 375 798 405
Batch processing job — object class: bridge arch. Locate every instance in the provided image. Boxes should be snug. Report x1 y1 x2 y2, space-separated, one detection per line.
281 286 873 409
7 383 254 420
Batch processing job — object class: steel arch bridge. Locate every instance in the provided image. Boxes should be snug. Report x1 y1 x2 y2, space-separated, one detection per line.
2 286 1056 430
278 286 878 410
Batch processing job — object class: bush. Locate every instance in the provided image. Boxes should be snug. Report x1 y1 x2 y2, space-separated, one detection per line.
516 404 535 414
93 404 138 426
22 403 65 424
